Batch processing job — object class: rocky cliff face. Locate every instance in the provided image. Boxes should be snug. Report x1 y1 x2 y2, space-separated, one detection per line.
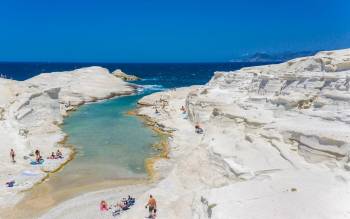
132 49 350 219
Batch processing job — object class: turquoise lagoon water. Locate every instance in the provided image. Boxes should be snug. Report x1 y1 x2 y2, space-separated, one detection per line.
60 93 159 184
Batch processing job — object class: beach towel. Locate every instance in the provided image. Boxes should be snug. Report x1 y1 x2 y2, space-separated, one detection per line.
30 159 44 165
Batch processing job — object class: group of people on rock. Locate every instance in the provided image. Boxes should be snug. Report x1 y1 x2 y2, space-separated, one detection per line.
155 104 187 115
99 194 157 218
47 149 63 160
8 148 64 165
100 195 137 217
6 148 65 189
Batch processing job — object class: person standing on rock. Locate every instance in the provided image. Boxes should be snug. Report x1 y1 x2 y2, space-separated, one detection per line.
145 195 157 218
10 149 16 163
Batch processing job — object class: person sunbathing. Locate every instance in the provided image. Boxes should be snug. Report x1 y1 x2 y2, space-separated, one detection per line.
195 124 204 134
56 149 63 159
47 152 56 159
180 105 186 113
36 155 43 163
100 200 108 211
117 201 129 210
127 195 135 205
35 149 41 160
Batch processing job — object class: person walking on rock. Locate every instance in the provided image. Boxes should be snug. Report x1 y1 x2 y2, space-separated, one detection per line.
145 194 157 218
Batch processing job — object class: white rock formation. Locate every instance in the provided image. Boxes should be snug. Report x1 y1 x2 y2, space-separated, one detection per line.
0 66 133 207
132 49 350 219
112 69 140 81
40 49 350 219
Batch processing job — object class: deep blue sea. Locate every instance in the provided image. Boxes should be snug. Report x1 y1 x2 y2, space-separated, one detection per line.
0 62 268 88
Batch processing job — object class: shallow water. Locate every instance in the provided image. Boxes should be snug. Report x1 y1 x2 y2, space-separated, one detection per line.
61 93 159 184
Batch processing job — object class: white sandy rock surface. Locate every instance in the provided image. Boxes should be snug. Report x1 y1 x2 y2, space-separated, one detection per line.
42 49 350 219
0 66 133 208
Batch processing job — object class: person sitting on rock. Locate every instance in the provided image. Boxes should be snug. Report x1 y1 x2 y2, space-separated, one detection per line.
127 195 135 205
35 149 41 160
155 108 160 114
36 155 43 163
180 105 186 113
117 201 129 210
56 149 63 159
48 152 56 159
195 124 204 134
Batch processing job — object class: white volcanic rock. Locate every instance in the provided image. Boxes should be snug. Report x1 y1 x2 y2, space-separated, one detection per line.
112 69 140 81
41 49 350 219
0 67 133 208
130 49 350 219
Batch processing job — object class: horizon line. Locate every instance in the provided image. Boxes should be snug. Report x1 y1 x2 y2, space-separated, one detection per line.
0 60 275 64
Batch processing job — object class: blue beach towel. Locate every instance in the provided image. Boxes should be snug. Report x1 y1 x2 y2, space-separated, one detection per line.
30 159 44 165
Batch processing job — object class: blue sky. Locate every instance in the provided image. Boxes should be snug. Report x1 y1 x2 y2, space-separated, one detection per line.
0 0 349 62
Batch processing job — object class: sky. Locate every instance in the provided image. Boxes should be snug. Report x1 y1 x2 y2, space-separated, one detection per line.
0 0 349 62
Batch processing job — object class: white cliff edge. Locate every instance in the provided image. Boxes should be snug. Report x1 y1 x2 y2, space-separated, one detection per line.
0 66 133 207
41 49 350 219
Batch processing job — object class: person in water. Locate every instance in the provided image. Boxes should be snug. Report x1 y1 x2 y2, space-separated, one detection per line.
145 195 157 218
10 149 16 163
100 200 108 211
